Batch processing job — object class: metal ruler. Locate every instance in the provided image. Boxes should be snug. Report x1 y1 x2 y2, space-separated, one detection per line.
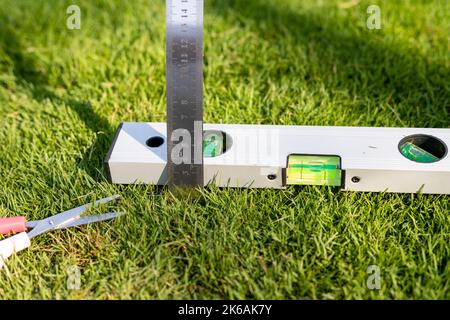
166 0 204 188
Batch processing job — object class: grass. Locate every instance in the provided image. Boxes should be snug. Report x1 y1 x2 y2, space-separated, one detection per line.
0 0 449 299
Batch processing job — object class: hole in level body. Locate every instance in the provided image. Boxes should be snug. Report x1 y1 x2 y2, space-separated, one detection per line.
146 136 165 148
203 130 233 157
398 134 447 163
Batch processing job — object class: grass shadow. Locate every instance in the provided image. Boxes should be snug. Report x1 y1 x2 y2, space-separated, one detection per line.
0 23 114 181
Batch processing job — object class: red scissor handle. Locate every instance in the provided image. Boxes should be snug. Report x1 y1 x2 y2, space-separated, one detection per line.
0 217 27 235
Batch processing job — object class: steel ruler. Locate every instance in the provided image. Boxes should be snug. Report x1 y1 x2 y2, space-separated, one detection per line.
166 0 204 189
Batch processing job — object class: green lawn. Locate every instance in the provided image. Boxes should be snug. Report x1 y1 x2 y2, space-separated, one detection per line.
0 0 449 299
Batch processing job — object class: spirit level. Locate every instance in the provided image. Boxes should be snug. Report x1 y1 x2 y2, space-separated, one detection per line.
105 123 450 194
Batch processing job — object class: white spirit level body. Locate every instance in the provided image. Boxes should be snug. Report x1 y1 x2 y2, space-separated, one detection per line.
105 122 450 194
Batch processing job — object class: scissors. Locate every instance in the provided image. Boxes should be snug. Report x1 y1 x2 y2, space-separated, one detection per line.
0 195 124 269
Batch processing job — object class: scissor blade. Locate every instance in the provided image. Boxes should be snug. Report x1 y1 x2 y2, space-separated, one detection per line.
56 211 125 230
27 195 120 239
